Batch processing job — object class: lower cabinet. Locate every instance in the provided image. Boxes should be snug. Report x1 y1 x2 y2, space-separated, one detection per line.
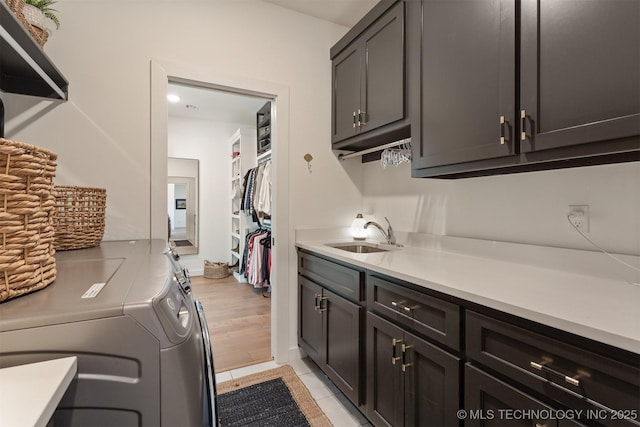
465 310 640 427
366 312 461 427
298 249 639 427
465 364 588 427
298 261 364 406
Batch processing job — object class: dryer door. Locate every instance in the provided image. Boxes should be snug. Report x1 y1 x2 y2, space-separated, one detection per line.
195 299 218 427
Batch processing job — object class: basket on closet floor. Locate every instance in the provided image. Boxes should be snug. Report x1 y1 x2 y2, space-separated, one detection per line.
204 261 229 279
0 138 58 303
52 185 106 251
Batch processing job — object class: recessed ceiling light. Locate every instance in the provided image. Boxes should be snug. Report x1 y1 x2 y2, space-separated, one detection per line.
167 94 180 103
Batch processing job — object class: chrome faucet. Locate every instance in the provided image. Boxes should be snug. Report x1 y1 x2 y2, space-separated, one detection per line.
364 217 400 246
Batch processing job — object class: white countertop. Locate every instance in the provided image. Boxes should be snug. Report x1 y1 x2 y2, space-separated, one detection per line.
296 229 640 354
0 357 77 427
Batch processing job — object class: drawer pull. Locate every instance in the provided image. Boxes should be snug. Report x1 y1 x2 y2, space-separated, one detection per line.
530 360 582 387
530 361 546 370
391 301 416 314
391 300 408 311
565 376 580 387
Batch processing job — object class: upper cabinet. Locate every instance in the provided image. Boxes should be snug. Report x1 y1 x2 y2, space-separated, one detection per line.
409 0 640 178
331 0 409 152
408 0 517 174
519 0 640 157
0 2 68 100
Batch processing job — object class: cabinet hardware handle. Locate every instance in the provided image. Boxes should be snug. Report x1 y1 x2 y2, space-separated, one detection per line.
529 360 546 370
314 294 327 312
520 110 527 141
317 296 327 313
401 344 413 372
391 301 407 310
565 376 580 387
530 360 582 387
353 111 357 128
403 305 414 313
359 110 367 126
499 115 508 145
391 338 402 365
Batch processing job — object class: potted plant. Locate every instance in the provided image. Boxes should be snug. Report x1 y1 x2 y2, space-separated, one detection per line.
22 0 60 46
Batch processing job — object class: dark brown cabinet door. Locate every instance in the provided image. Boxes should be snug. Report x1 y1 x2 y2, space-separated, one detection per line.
332 44 362 144
409 0 516 173
465 364 559 427
323 288 363 405
367 312 404 427
520 0 640 154
367 313 461 427
331 1 407 148
298 277 324 362
361 1 405 135
404 332 461 427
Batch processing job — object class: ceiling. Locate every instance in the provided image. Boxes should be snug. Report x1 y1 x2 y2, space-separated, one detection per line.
167 0 379 123
167 83 268 124
263 0 379 28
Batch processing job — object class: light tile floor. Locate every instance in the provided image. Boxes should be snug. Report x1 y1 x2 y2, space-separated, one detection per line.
215 358 371 426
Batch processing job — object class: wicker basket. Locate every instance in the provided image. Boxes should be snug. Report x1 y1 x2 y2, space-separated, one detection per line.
204 261 229 279
53 186 106 251
4 0 49 47
0 138 58 303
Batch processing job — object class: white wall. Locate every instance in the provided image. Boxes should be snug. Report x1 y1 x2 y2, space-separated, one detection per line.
362 160 640 256
2 0 361 241
168 117 245 274
1 0 360 361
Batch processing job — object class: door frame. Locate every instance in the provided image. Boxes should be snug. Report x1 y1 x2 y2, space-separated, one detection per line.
150 59 291 364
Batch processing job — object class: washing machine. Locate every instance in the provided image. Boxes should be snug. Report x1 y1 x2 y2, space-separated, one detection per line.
0 240 218 426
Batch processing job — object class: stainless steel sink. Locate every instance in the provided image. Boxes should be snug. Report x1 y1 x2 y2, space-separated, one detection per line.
326 243 390 253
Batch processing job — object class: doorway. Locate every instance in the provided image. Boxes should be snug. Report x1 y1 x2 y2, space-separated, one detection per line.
151 59 292 366
167 82 272 370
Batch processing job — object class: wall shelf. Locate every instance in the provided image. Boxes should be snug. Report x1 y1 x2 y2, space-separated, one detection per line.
0 2 68 100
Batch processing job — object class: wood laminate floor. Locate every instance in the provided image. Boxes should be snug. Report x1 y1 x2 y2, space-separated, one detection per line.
190 275 272 373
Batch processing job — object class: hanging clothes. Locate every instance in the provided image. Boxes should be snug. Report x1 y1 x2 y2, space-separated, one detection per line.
240 227 271 289
241 160 272 224
256 160 271 216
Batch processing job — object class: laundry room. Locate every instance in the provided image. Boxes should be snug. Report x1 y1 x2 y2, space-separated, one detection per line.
1 0 638 426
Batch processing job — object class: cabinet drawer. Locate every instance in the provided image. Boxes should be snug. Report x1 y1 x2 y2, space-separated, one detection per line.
466 310 640 425
367 274 460 351
298 251 364 303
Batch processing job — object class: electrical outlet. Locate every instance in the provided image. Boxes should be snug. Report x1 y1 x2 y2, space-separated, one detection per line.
568 205 589 232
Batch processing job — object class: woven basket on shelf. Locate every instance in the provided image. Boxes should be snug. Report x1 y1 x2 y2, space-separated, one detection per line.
4 0 49 47
0 138 58 303
204 260 229 279
52 186 106 251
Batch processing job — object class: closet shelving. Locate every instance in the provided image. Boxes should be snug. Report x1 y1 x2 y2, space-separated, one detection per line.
230 128 257 282
256 101 271 156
